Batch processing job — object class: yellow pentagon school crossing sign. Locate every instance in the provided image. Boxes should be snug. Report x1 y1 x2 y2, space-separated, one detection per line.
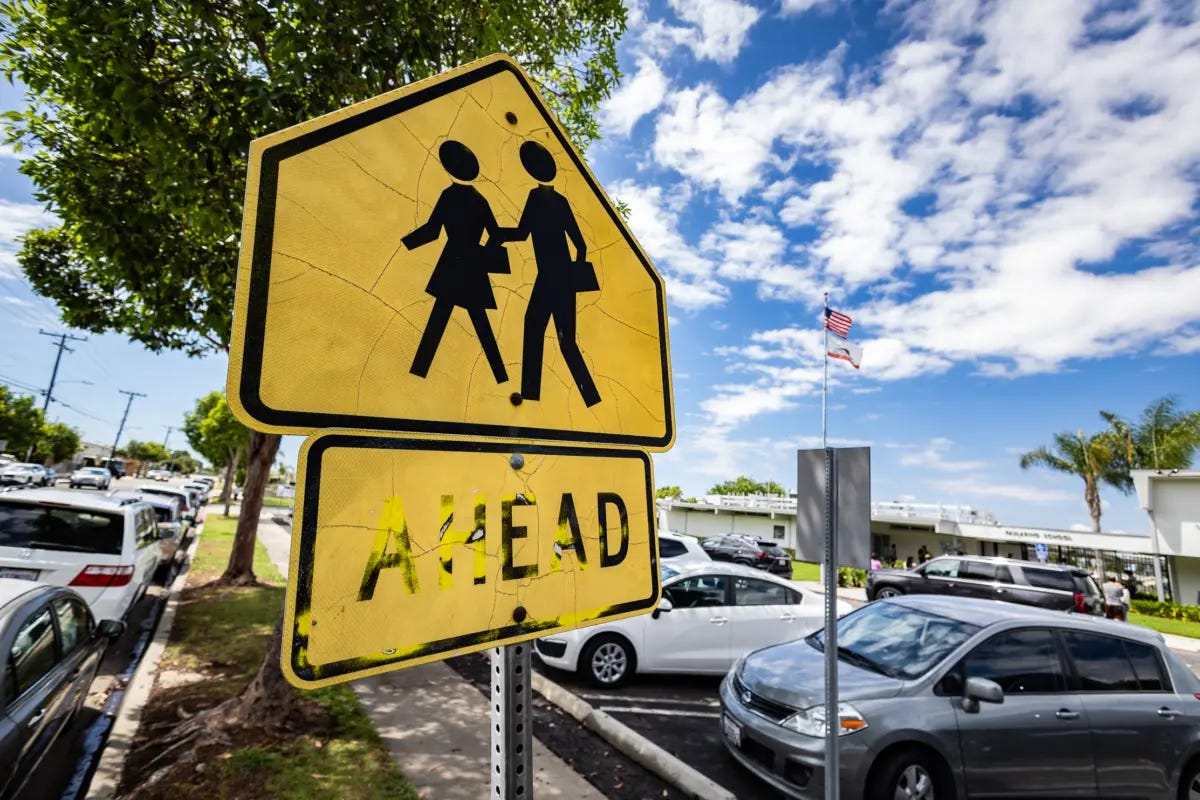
283 432 658 688
228 54 673 449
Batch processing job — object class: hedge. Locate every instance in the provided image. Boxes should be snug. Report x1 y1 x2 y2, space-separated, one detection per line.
1131 599 1200 623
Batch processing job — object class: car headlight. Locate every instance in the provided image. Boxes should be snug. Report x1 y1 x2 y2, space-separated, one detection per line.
780 703 868 737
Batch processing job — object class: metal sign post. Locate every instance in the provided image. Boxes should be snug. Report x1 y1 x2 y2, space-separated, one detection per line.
491 644 533 799
823 447 840 800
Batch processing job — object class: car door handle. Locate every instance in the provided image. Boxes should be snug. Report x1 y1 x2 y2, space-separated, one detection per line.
709 617 728 625
27 708 47 727
1157 707 1182 719
1055 709 1080 720
780 614 795 622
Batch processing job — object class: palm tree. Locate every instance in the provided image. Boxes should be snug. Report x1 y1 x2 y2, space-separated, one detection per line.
1019 430 1125 532
1101 396 1200 492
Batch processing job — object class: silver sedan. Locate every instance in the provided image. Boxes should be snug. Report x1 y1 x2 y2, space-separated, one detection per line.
720 595 1200 799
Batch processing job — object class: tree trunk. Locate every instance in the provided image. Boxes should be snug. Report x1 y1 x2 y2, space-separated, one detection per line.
220 446 242 517
226 610 295 721
1085 477 1102 532
217 430 280 586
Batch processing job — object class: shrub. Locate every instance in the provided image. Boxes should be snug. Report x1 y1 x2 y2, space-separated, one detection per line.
1131 599 1200 623
838 567 868 587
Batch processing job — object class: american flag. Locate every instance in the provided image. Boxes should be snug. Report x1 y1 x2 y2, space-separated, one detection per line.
824 307 852 339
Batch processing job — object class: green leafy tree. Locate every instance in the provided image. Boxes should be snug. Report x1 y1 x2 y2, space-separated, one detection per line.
1019 430 1125 531
31 421 80 464
168 450 202 475
1 0 625 739
1101 396 1200 491
0 387 45 456
124 439 171 475
656 485 683 500
184 391 249 515
709 476 788 496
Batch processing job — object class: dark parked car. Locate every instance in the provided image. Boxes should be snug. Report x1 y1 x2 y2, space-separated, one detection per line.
700 534 791 576
0 579 124 799
866 555 1104 614
721 595 1200 799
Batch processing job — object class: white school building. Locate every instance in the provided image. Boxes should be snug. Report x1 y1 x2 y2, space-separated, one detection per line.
660 469 1200 604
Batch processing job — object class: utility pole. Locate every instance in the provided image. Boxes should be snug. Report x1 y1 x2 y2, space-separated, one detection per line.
163 426 173 449
26 330 87 461
110 390 147 472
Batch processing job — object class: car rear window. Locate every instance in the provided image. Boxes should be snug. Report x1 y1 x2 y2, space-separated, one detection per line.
149 506 173 523
1021 568 1076 592
659 538 686 558
0 501 124 555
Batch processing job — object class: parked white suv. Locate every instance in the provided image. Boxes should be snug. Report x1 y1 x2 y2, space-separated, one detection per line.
0 489 161 621
658 530 711 567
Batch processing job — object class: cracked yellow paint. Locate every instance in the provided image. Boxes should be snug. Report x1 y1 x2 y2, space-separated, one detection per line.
228 54 674 450
281 429 660 689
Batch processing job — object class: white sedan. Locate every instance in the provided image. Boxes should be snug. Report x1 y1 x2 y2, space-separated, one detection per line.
535 562 852 687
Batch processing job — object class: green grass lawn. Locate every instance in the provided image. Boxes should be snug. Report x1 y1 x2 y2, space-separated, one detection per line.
1128 612 1200 641
792 561 820 582
156 514 416 799
260 495 294 508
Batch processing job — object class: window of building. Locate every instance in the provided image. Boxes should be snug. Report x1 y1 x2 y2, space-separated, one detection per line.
772 525 785 540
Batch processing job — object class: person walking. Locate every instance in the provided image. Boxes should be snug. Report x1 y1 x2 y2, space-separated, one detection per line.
1104 574 1127 621
870 553 882 572
402 140 508 384
496 141 601 407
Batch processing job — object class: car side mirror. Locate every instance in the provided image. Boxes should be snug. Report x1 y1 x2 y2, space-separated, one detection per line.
961 676 1003 713
97 619 126 641
183 512 196 523
651 597 674 620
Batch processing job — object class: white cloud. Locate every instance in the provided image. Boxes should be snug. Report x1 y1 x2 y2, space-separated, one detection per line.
898 437 989 472
643 0 762 64
600 57 669 137
653 0 1200 436
780 0 839 15
931 475 1076 504
0 200 53 279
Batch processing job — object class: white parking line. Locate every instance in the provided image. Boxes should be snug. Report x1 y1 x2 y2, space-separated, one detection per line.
577 693 719 707
597 705 722 719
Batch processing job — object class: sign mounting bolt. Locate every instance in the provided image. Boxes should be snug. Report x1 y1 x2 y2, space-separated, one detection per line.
505 111 518 124
512 606 527 623
509 453 524 471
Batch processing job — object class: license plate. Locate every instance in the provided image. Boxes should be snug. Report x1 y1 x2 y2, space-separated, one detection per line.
0 567 38 581
777 557 788 564
722 713 742 747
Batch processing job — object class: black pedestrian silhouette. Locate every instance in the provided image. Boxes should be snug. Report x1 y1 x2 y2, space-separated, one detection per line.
497 141 601 407
403 140 508 384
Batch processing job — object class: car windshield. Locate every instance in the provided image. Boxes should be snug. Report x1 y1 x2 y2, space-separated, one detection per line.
0 501 124 555
809 602 980 680
85 468 108 475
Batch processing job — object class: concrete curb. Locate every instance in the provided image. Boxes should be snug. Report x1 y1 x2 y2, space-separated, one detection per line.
531 672 737 800
85 521 205 800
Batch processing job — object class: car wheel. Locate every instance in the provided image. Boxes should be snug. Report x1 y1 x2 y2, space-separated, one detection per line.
875 587 903 600
1179 757 1200 800
579 634 636 688
734 558 754 567
868 747 950 800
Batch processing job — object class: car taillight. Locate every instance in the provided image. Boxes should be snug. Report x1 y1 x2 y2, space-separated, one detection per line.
757 551 771 560
70 565 134 588
1073 592 1087 612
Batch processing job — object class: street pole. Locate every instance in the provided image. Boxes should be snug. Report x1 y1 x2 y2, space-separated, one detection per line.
110 390 147 472
163 426 173 449
26 330 87 461
491 643 533 800
823 447 839 800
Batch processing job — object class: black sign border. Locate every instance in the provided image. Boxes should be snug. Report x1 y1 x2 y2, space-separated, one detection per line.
240 58 673 448
289 433 660 683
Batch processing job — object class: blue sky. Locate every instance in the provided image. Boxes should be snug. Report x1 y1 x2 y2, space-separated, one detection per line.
0 0 1198 534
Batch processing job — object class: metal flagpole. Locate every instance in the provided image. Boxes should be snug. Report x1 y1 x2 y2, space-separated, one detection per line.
820 292 840 799
822 292 828 449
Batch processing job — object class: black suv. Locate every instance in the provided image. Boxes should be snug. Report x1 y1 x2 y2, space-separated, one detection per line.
699 534 791 576
866 555 1104 615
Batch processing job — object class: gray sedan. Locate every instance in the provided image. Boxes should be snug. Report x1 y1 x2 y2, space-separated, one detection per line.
720 595 1200 799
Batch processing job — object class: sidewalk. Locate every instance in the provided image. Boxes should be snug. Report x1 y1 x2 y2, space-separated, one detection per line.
254 511 605 800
